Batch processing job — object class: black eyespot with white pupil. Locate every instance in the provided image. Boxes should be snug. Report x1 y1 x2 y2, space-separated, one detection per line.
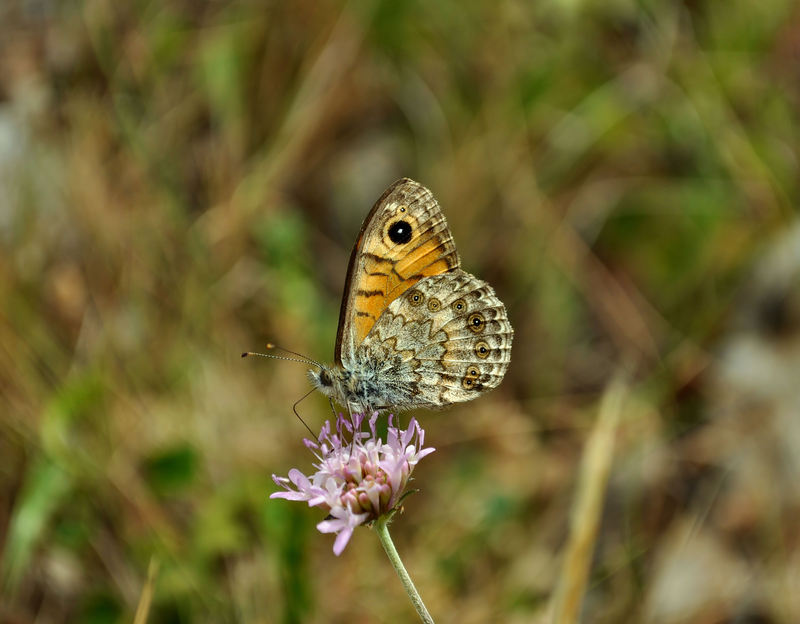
452 298 467 314
474 340 490 358
408 289 424 306
468 312 486 333
388 220 412 244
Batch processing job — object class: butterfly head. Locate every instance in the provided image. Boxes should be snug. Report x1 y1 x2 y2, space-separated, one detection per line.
308 366 334 395
308 364 381 414
307 365 349 408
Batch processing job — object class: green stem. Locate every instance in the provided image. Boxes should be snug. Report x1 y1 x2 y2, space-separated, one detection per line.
374 516 435 623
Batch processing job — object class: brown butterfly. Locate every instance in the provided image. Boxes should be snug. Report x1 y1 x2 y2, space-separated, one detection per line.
305 178 513 414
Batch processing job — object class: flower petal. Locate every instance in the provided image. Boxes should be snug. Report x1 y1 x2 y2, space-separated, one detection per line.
271 411 432 555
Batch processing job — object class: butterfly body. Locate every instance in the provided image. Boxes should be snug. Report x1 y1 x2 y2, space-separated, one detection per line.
309 179 512 414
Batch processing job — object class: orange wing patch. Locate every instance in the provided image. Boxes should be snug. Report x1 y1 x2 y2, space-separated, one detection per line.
351 245 453 346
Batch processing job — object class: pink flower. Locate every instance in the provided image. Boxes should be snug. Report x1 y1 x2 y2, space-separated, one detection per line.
271 413 435 555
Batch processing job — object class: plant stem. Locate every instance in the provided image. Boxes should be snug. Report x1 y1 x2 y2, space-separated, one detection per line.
374 516 434 623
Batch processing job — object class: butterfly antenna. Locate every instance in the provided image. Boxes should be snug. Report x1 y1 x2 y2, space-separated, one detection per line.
241 343 324 370
293 388 317 437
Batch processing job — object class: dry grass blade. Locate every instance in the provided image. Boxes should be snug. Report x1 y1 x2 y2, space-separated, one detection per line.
132 557 160 624
550 373 628 624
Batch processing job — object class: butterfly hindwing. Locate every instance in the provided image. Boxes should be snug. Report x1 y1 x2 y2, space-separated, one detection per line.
356 270 513 410
334 179 460 367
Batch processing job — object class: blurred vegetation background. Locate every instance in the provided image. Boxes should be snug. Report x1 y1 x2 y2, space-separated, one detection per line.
2 1 800 622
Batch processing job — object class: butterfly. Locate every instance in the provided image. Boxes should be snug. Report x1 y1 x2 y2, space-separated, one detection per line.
305 178 513 414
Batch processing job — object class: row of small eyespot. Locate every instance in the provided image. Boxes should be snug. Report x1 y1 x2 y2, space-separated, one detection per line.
407 289 488 334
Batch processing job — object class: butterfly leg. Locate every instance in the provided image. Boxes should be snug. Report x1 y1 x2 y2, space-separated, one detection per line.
292 388 317 437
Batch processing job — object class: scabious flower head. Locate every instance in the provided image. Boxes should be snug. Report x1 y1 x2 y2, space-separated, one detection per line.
271 412 434 555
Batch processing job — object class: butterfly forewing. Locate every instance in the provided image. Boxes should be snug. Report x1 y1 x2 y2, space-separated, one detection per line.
334 178 460 366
